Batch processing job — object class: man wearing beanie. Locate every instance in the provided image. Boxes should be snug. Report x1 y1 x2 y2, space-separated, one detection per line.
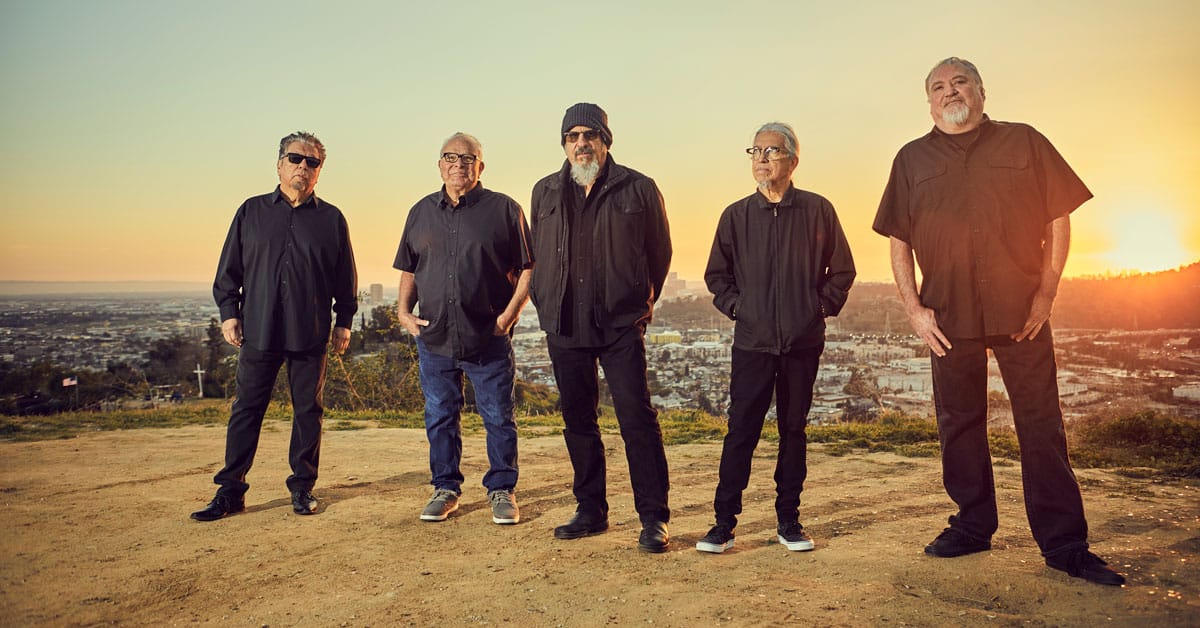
529 103 674 552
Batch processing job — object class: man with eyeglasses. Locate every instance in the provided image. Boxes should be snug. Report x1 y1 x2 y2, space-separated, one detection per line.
394 132 533 525
529 103 674 552
873 57 1124 585
697 122 855 555
193 131 357 521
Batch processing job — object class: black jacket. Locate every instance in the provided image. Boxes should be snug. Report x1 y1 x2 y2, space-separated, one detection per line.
705 185 855 353
530 156 672 335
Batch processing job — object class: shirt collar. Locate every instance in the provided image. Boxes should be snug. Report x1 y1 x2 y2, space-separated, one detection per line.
439 182 486 209
928 113 993 140
271 185 321 208
749 182 798 210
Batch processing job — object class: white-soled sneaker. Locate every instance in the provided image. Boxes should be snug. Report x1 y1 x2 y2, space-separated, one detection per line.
777 521 815 551
488 489 520 525
420 488 460 522
696 524 735 554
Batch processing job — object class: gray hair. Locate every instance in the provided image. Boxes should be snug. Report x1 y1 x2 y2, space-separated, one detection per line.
441 132 483 161
277 131 326 162
755 122 799 157
925 57 983 94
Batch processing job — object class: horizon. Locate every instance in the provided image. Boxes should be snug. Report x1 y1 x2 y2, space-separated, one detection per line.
2 2 1198 284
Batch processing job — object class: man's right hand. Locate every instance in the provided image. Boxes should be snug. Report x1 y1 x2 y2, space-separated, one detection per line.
221 318 244 347
905 305 952 357
397 311 429 336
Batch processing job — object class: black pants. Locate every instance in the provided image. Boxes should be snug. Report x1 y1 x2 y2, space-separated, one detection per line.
213 343 328 497
931 324 1088 557
546 329 670 524
714 344 822 528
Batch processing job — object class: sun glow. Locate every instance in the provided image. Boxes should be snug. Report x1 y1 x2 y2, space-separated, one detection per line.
1104 209 1191 274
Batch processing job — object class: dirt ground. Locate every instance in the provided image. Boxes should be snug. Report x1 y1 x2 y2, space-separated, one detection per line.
0 424 1197 627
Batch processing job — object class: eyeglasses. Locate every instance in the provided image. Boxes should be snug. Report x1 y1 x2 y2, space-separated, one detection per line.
441 152 478 165
563 130 601 143
284 153 322 168
746 146 788 161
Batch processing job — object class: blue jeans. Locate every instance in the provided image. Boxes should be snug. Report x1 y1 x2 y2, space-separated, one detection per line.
417 335 519 494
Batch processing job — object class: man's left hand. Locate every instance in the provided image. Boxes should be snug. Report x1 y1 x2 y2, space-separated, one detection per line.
1013 291 1054 342
494 312 517 336
331 326 351 354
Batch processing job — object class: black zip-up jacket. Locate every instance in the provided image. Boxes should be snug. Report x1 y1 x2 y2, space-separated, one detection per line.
530 156 672 335
705 184 856 354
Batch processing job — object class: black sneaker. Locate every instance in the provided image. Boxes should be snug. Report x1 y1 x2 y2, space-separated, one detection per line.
777 521 815 551
190 492 245 522
924 527 990 557
696 524 735 554
1046 549 1126 586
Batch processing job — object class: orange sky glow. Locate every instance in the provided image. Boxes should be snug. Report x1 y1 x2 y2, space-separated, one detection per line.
1 2 1197 287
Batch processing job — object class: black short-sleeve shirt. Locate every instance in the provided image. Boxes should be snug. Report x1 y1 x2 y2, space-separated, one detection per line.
873 117 1092 337
394 184 533 359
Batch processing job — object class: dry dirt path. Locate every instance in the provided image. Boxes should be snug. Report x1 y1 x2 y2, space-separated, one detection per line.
0 424 1197 626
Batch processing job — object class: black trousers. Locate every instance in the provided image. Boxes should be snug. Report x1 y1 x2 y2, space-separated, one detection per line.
213 343 328 497
546 329 671 524
931 324 1088 557
713 344 822 528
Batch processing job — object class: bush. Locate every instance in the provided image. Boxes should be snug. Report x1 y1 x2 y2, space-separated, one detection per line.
1069 410 1200 476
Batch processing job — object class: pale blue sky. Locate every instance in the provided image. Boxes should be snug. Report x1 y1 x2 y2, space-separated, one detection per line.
2 0 1197 286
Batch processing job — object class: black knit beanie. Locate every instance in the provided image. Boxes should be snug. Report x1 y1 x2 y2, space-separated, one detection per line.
560 102 613 146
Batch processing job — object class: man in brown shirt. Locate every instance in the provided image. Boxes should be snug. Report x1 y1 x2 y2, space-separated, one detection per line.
873 57 1124 585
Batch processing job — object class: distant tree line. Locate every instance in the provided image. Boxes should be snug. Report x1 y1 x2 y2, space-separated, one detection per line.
0 305 559 417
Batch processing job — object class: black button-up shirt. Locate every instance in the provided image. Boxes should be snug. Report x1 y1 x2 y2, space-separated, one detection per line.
557 165 626 348
393 184 533 359
873 117 1091 337
214 187 358 352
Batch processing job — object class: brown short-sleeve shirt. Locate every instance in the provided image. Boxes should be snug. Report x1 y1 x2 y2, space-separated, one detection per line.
873 117 1092 337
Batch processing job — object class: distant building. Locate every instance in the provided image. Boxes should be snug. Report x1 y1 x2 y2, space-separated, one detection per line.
369 283 384 305
1173 383 1200 401
647 330 682 345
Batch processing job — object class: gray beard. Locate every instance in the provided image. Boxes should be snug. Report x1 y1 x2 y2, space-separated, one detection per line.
943 103 970 126
571 160 601 187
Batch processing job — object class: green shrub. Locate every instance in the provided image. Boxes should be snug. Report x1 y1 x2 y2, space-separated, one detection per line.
1070 410 1200 476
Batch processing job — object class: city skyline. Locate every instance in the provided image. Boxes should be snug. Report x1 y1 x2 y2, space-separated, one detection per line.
2 1 1198 287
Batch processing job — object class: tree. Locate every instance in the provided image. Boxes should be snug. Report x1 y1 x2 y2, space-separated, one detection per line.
843 365 883 408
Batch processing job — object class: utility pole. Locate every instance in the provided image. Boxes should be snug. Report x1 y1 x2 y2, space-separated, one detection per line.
194 363 206 398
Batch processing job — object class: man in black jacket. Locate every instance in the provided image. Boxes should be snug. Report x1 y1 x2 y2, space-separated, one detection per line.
698 122 855 554
530 103 673 552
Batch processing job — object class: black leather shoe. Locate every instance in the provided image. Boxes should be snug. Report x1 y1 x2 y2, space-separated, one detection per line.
553 511 609 539
1046 549 1126 586
638 521 670 553
291 490 319 515
924 527 991 557
190 493 244 522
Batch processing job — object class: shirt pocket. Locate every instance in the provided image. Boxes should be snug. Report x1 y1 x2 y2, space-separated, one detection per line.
987 153 1033 196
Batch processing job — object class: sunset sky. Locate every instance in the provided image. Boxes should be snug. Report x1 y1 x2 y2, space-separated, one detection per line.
2 1 1198 289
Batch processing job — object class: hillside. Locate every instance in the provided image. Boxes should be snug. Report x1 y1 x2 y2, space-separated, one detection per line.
1 425 1195 626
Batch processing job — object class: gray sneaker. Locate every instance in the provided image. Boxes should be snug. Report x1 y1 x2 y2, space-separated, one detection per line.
489 489 520 525
420 489 459 522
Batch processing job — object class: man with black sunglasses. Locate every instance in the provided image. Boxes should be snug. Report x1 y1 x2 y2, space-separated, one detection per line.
193 130 357 522
530 103 674 552
394 132 533 526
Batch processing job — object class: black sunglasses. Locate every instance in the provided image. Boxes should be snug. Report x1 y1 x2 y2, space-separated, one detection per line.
284 152 322 168
563 129 601 143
